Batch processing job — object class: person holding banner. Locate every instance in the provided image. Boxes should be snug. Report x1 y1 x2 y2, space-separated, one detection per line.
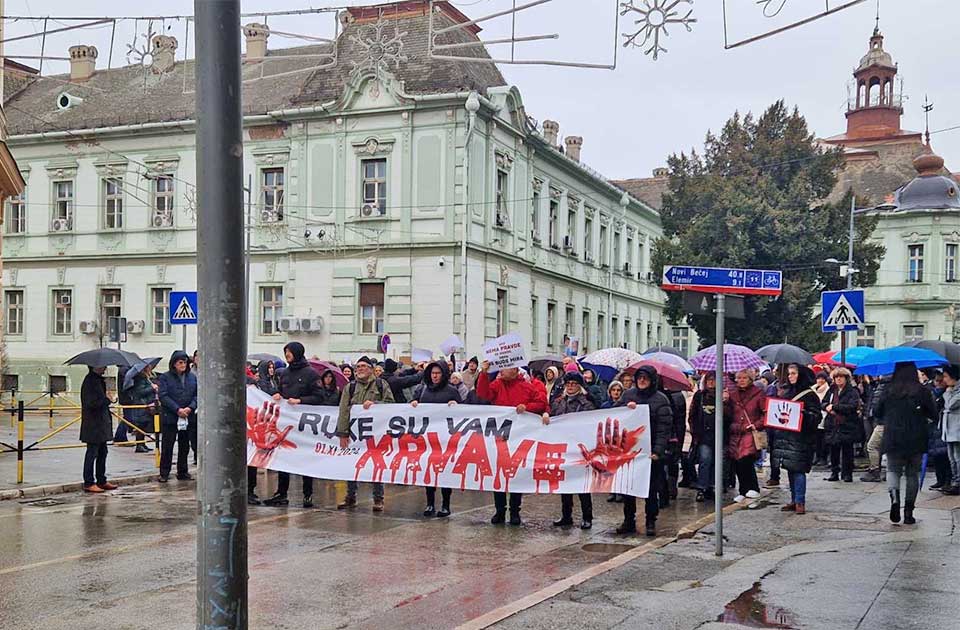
476 360 548 526
337 356 395 512
774 365 821 515
410 361 463 517
616 365 673 536
544 372 596 529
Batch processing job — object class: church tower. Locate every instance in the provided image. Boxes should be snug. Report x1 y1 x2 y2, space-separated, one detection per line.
844 26 903 141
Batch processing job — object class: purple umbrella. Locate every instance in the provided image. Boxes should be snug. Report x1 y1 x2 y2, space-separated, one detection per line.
308 360 348 389
689 344 766 373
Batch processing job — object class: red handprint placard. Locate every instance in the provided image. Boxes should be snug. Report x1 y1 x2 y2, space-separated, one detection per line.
576 417 646 493
246 400 297 467
763 398 803 432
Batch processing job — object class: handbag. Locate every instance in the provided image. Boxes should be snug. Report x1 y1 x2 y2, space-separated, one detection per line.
752 427 768 451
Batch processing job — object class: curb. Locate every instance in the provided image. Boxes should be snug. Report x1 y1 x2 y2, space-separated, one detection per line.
0 471 159 502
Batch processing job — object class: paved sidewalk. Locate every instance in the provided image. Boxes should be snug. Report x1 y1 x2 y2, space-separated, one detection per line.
490 476 960 629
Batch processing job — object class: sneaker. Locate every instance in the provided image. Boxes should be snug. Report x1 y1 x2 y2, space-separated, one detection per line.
437 507 451 518
100 482 118 490
552 517 573 527
372 499 384 512
83 484 105 493
337 496 357 510
247 493 261 506
824 474 840 482
615 521 637 535
490 511 506 525
903 505 916 525
176 473 193 481
264 493 289 507
695 491 705 503
930 481 945 490
158 476 169 483
423 505 436 518
302 496 313 509
733 495 746 503
943 486 960 496
580 520 592 530
764 479 780 488
745 490 761 499
860 469 882 483
842 475 853 483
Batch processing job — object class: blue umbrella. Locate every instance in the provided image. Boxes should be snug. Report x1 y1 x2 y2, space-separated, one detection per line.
831 346 879 366
852 347 948 377
122 357 161 390
580 362 619 384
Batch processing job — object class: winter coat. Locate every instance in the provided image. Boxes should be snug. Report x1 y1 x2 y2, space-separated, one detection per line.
726 385 766 461
475 371 548 415
127 373 158 426
867 378 890 424
550 391 596 416
277 361 324 405
927 385 948 457
617 366 673 459
412 362 463 405
688 388 730 446
822 385 861 445
582 371 607 408
336 375 395 436
385 367 423 404
667 390 687 457
772 369 821 474
314 370 342 406
942 386 960 443
80 370 113 444
877 387 938 457
255 362 280 397
157 351 198 430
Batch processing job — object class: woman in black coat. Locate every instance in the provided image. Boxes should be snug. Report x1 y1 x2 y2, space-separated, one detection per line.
80 367 117 493
773 365 821 514
544 372 596 529
316 369 342 406
877 362 938 524
821 368 861 483
411 361 462 517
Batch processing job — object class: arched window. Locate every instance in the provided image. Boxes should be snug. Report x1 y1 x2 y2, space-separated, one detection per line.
868 77 881 106
857 82 866 108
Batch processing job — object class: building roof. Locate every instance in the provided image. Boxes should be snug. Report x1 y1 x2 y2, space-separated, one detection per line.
892 151 960 212
2 1 506 136
611 175 669 211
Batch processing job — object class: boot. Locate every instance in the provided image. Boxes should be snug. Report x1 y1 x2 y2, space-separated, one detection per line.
337 496 357 510
943 486 960 496
616 520 637 535
860 468 882 482
263 492 289 507
372 498 384 512
423 504 436 517
247 493 261 506
889 500 901 524
780 503 796 512
437 503 451 518
509 510 522 526
552 516 574 527
903 503 916 525
490 511 506 525
930 480 945 490
645 516 657 537
824 474 840 482
668 475 679 500
795 504 806 515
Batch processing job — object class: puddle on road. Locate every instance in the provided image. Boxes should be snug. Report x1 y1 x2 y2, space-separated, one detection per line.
581 543 635 554
717 581 796 629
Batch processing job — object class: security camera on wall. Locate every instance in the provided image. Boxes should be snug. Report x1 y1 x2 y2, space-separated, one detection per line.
438 257 446 268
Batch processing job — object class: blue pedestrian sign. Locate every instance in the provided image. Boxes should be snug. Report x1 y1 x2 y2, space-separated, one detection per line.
661 265 782 296
821 290 865 332
170 291 199 325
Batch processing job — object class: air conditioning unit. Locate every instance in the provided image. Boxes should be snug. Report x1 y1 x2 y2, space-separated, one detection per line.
79 320 98 334
360 203 378 217
152 213 173 228
562 235 573 250
51 218 72 232
58 293 71 305
278 316 301 333
299 316 324 334
623 262 632 274
645 271 655 283
126 320 145 334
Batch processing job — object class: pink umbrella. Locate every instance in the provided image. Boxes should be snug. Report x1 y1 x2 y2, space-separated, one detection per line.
308 360 348 389
624 360 693 392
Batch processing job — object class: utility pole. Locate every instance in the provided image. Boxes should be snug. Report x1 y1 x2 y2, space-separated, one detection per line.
840 194 855 366
194 2 248 629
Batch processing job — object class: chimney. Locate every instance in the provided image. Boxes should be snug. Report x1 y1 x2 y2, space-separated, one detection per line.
244 23 270 62
564 136 583 162
542 120 559 147
68 45 97 82
652 167 668 178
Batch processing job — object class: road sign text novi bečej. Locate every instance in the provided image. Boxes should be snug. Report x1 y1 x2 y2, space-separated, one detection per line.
662 265 782 296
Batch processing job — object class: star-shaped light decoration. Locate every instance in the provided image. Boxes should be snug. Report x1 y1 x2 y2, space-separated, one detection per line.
349 14 408 81
619 0 696 61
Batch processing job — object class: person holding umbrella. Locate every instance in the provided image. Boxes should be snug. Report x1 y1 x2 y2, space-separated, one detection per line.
123 358 160 453
80 366 118 493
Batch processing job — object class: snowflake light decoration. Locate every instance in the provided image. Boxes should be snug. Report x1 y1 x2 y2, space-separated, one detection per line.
126 21 158 77
349 15 408 81
757 0 789 18
619 0 697 61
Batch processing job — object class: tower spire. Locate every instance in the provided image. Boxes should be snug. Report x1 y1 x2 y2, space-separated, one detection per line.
922 95 934 146
874 0 880 35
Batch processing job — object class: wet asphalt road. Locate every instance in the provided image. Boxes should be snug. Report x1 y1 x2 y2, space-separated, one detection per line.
0 476 720 629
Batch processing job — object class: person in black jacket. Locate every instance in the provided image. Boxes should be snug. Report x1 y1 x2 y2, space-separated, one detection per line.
616 365 673 537
80 366 118 493
383 358 423 403
544 372 596 529
773 365 821 515
157 351 198 482
688 372 730 502
411 361 462 517
877 362 938 524
664 388 687 504
821 368 861 483
316 369 342 406
264 342 324 508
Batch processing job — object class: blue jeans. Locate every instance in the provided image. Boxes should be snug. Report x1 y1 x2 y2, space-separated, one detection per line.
788 470 806 505
695 443 715 491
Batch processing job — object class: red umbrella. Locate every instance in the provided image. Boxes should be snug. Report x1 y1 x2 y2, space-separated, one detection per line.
624 359 693 392
812 350 847 367
308 360 348 389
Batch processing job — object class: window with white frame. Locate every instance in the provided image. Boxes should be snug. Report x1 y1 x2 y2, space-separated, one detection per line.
361 159 387 216
531 296 539 348
4 289 23 336
636 321 643 351
496 289 507 337
359 282 384 335
597 314 605 347
671 326 690 357
625 234 634 274
564 305 574 342
51 180 73 230
946 244 958 282
856 325 876 348
583 215 593 261
581 310 590 353
260 168 284 223
903 324 924 343
531 188 541 241
5 192 25 234
52 289 72 335
599 222 608 266
152 176 175 228
260 286 284 335
548 199 559 248
623 319 631 349
566 207 577 250
908 244 924 282
103 178 123 229
613 228 622 269
546 302 556 348
151 287 172 335
495 169 509 227
612 316 620 347
99 288 122 335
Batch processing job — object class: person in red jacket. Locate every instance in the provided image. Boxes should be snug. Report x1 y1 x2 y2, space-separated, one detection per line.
476 360 548 525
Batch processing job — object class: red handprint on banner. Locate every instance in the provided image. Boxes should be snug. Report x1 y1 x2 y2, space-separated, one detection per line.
246 401 296 468
576 417 646 493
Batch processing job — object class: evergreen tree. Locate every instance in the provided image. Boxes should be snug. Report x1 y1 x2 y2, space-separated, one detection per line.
652 101 885 350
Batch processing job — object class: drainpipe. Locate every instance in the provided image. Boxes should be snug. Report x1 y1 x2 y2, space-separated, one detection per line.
612 191 629 347
461 91 480 346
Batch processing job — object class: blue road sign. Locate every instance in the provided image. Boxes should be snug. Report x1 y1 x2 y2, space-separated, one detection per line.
170 291 199 325
661 265 782 296
821 290 865 332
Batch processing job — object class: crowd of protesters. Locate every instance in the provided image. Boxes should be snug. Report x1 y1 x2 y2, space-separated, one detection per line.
80 342 956 532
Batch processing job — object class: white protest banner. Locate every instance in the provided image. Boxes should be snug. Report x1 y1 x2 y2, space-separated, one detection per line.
764 398 803 433
411 348 433 363
246 387 652 497
482 332 527 370
439 334 464 356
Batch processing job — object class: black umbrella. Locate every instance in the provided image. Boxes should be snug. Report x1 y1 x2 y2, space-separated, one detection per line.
642 345 685 358
900 340 960 365
248 353 283 363
756 343 814 366
528 355 565 375
65 348 138 368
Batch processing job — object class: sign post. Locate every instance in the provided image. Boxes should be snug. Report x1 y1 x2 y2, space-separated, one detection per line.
170 291 199 352
821 289 865 366
663 265 782 557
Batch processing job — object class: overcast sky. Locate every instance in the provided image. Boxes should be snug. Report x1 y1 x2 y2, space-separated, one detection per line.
4 0 956 179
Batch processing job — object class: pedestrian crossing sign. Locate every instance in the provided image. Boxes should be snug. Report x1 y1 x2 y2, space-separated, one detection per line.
170 291 199 325
821 290 865 332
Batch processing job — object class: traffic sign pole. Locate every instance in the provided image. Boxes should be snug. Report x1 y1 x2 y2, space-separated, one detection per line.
714 293 725 557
